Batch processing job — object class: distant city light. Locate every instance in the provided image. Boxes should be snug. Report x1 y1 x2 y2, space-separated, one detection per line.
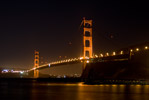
1 69 25 74
2 69 8 73
64 75 66 78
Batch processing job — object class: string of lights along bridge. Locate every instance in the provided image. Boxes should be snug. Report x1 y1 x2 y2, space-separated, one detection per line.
29 18 149 78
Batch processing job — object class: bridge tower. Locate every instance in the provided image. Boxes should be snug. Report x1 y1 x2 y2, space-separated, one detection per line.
82 18 93 70
83 17 93 58
34 50 39 78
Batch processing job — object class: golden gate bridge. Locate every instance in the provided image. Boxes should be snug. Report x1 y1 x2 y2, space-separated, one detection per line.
26 18 149 78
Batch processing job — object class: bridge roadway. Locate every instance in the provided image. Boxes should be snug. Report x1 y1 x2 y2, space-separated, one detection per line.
28 58 86 72
28 54 130 72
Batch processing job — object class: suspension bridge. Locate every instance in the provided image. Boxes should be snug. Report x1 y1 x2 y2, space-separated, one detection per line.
27 18 149 78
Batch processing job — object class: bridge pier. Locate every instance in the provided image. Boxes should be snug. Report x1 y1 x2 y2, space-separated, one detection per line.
34 70 39 78
82 61 87 72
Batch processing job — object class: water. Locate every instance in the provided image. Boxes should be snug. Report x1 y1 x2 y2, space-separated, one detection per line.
0 80 149 100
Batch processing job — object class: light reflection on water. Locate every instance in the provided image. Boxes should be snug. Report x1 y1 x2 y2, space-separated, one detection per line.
0 81 149 100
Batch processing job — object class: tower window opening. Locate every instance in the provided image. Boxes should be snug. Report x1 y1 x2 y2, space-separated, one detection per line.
85 40 90 47
85 51 90 57
85 23 91 28
85 31 90 37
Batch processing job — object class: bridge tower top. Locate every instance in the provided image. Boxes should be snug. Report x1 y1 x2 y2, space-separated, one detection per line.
83 17 93 58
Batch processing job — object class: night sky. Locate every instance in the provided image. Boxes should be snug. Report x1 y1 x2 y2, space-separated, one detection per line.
0 0 149 74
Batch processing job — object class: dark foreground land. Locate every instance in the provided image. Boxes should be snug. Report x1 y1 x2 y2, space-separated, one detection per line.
82 48 149 84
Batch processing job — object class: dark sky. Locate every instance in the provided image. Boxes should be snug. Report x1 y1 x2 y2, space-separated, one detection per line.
0 0 149 71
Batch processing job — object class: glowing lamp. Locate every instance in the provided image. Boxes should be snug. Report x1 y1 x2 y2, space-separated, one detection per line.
136 48 139 51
